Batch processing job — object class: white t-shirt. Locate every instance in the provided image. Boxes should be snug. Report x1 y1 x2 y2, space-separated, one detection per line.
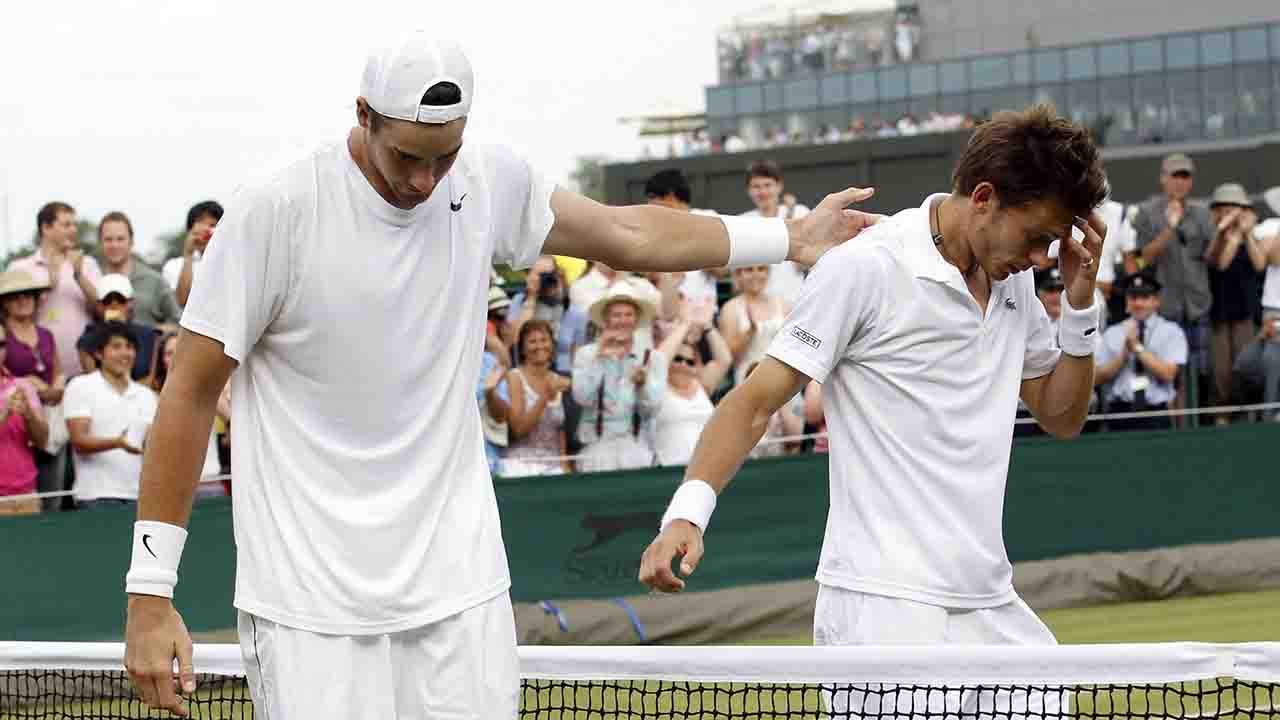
162 254 201 292
63 371 158 501
181 138 555 634
1257 219 1280 310
740 204 811 305
679 208 722 308
653 385 714 466
767 194 1060 609
1095 200 1137 285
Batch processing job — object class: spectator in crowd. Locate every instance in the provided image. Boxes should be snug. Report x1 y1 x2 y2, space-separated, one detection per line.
9 201 101 380
745 359 803 459
0 270 67 512
1131 153 1213 412
568 262 661 351
478 344 510 477
1094 192 1139 324
505 255 589 374
740 160 811 305
644 169 723 315
97 211 182 332
1017 268 1102 436
163 200 224 307
499 320 572 477
1203 183 1266 422
802 379 827 454
652 316 733 466
0 271 63 408
76 274 161 384
486 285 514 365
846 115 867 140
0 324 49 516
64 322 158 508
720 264 790 386
1095 274 1188 431
154 333 229 494
1231 205 1280 421
572 282 666 472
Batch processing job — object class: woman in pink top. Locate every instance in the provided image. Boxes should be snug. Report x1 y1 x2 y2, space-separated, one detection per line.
0 324 50 516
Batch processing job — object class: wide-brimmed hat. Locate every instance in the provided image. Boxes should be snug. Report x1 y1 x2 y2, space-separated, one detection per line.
0 270 50 299
487 285 512 313
589 279 657 327
1209 183 1252 209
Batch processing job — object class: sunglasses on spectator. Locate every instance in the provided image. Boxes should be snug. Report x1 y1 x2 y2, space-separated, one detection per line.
673 355 697 366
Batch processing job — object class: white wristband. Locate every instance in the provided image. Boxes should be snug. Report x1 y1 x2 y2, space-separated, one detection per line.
660 479 718 534
1058 297 1102 357
720 216 789 268
125 521 189 599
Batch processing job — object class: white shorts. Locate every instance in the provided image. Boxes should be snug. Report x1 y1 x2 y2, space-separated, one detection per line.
812 583 1058 646
238 591 519 720
813 585 1061 719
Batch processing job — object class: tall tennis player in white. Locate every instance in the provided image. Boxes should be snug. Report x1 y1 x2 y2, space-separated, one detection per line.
641 104 1108 644
122 32 880 719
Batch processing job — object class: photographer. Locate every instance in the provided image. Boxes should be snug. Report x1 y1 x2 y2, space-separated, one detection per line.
506 255 590 373
1095 273 1188 431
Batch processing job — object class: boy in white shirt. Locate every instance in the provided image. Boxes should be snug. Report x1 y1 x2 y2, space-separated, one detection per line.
64 323 157 508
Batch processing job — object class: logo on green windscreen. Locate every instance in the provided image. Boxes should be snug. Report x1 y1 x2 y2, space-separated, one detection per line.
564 511 660 586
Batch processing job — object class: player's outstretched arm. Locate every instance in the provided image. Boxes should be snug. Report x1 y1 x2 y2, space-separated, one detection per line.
125 329 236 718
638 357 810 593
542 186 878 273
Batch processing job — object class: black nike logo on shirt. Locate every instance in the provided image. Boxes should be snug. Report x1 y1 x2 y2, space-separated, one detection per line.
142 534 157 559
451 193 467 212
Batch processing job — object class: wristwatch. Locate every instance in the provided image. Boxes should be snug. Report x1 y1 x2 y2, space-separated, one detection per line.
1133 343 1146 354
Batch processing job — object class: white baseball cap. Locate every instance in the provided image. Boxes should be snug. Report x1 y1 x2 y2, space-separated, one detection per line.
360 31 474 125
97 273 134 301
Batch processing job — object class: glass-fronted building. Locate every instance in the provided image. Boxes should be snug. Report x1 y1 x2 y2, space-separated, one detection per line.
704 23 1280 148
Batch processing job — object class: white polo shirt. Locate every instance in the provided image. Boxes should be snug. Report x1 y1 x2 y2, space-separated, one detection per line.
768 194 1060 608
63 371 158 501
181 138 554 634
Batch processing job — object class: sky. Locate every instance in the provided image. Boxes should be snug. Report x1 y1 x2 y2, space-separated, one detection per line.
0 0 888 259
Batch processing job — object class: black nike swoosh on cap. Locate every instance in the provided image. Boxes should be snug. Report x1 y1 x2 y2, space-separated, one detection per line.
142 534 157 559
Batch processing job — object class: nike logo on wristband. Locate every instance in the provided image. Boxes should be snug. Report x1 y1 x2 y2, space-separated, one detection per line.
142 534 157 559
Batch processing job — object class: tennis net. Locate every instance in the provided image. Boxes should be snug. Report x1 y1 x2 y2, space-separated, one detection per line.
1 641 1277 718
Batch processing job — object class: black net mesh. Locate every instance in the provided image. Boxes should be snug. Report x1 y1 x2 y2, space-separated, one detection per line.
1 671 1276 719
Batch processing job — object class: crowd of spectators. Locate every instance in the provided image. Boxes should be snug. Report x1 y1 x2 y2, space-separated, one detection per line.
0 201 230 516
2 151 1278 509
716 9 922 84
648 111 978 161
476 155 1280 476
